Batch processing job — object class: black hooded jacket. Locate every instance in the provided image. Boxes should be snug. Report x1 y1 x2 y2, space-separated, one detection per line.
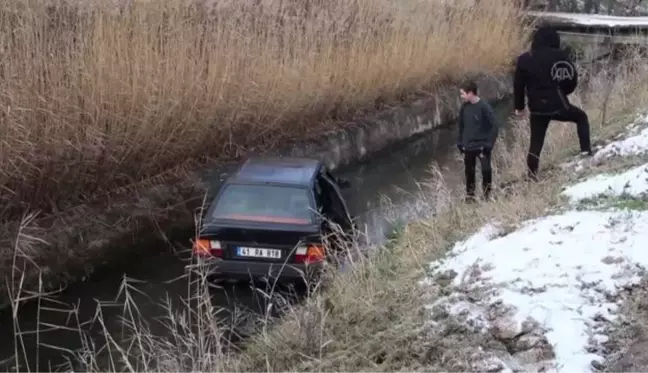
513 25 578 116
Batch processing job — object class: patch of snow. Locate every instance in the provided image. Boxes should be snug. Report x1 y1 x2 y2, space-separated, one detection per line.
561 162 648 202
427 210 648 373
594 126 648 161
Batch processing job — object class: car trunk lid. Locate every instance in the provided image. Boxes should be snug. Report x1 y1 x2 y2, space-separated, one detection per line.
198 222 320 262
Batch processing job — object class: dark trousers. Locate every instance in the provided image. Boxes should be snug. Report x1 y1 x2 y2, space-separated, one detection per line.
464 149 492 199
528 104 591 179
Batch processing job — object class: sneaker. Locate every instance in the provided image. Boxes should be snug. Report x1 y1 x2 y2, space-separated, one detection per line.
580 149 593 157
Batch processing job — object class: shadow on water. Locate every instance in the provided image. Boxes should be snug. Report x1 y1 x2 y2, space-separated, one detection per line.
0 98 514 372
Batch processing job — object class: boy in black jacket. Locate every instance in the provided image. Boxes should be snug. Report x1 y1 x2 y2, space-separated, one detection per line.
457 80 499 201
514 25 592 181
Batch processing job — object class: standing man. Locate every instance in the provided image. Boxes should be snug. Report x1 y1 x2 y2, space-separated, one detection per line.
513 25 592 181
457 80 499 202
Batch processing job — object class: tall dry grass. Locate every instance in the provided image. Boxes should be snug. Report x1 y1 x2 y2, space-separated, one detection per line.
0 0 526 218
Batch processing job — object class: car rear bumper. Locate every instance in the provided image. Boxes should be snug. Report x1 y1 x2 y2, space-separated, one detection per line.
184 258 322 282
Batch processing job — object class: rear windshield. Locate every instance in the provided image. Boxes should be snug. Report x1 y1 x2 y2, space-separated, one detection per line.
211 184 315 224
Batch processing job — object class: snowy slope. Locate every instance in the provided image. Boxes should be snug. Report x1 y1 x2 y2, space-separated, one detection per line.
430 210 648 372
561 162 648 202
594 122 648 160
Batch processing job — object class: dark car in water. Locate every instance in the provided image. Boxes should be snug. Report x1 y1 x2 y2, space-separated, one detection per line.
186 156 355 284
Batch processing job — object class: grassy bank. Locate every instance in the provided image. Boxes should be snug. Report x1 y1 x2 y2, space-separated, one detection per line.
0 0 525 218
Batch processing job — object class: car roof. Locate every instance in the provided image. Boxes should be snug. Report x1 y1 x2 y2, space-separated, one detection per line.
228 156 323 187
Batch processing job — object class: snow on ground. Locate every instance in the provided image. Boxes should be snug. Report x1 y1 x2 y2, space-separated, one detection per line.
429 210 648 372
594 124 648 161
561 162 648 202
560 115 648 203
424 119 648 372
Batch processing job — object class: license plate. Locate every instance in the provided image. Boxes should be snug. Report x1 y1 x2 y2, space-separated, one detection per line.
237 247 282 259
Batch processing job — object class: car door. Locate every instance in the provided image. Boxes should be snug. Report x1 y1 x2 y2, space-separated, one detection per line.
320 172 353 233
313 179 328 224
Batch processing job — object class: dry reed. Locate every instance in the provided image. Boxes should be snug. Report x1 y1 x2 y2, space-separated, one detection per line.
0 0 526 218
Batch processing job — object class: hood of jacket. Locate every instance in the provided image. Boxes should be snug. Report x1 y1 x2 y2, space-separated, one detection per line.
531 25 561 50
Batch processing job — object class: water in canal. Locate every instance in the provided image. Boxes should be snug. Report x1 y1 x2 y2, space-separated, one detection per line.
0 99 514 372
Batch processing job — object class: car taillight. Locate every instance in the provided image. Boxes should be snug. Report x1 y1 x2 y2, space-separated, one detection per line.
295 244 325 264
193 239 223 257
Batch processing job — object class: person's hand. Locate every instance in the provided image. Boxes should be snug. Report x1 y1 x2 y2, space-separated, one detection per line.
479 146 490 158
